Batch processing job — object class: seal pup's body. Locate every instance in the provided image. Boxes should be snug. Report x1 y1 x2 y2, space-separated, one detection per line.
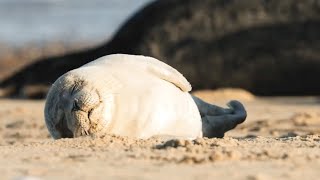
45 54 246 139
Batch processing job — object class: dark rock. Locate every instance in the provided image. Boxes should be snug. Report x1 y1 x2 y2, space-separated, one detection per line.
1 0 320 98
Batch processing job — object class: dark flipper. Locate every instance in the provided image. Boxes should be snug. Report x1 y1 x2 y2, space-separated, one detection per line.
192 95 247 138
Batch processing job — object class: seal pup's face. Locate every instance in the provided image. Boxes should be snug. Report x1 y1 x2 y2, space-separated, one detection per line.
45 72 109 139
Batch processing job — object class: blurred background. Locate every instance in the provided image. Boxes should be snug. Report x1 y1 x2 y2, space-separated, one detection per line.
0 0 152 80
0 0 319 98
0 0 151 46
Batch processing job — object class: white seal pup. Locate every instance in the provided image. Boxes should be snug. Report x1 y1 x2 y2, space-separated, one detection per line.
44 54 246 139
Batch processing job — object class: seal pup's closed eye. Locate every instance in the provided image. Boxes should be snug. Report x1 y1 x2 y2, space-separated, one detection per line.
45 54 246 139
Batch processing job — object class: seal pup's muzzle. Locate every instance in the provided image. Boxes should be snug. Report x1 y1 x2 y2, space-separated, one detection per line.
45 73 106 139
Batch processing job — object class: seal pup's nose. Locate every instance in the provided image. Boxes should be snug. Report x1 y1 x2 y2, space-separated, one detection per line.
59 84 101 137
72 87 100 137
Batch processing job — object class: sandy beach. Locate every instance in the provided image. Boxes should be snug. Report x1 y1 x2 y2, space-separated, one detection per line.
0 0 319 179
0 90 319 180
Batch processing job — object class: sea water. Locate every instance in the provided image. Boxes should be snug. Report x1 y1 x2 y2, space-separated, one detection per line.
0 0 152 47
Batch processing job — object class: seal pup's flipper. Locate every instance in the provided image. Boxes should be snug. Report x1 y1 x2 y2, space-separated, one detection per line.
192 95 247 138
145 56 191 92
86 54 192 92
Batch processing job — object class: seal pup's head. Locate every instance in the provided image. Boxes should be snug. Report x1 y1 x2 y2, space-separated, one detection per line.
44 70 112 139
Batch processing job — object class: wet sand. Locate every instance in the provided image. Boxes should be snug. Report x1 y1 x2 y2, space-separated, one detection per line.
0 90 319 180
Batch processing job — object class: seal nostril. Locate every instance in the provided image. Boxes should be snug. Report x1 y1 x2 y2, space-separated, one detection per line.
88 108 93 119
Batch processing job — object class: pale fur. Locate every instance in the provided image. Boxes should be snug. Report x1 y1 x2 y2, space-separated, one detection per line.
45 54 202 139
45 54 247 140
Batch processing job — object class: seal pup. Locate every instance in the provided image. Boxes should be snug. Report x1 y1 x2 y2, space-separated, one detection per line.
44 54 246 139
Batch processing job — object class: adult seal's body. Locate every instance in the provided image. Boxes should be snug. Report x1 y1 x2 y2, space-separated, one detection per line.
45 54 246 139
